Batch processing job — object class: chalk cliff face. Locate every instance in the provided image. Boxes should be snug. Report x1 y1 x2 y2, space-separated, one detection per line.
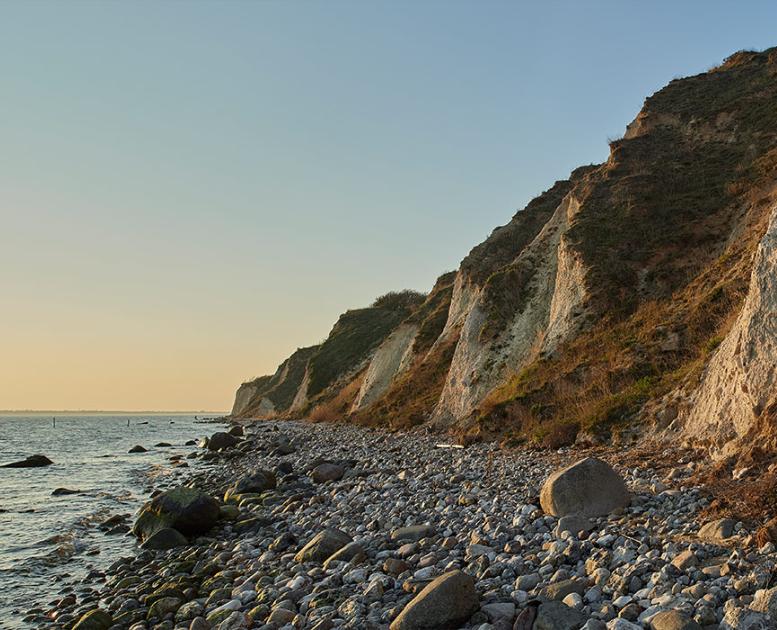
673 203 777 458
231 345 319 417
232 47 777 458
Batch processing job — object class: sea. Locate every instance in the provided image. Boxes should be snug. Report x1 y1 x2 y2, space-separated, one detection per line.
0 413 226 628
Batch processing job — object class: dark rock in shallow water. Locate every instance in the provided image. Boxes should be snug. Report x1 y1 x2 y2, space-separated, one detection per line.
128 445 147 453
105 524 130 535
140 527 187 550
52 488 80 496
100 514 130 534
154 442 172 448
133 486 219 541
185 439 197 446
2 454 53 468
207 432 239 451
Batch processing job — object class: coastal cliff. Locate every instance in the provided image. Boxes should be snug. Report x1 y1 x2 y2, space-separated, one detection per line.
232 47 777 459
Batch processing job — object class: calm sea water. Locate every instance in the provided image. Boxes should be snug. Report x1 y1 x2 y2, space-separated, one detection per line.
0 413 226 628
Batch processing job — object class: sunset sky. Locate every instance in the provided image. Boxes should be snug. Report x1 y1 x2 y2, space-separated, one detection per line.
2 1 776 411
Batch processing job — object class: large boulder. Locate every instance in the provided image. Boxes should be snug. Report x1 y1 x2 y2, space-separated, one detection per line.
540 457 629 517
225 469 276 500
207 432 239 451
1 454 53 468
295 528 352 563
698 518 735 541
52 487 80 496
128 445 147 453
133 486 220 541
389 570 478 630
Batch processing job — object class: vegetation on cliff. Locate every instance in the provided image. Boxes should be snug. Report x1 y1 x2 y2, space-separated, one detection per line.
233 47 777 459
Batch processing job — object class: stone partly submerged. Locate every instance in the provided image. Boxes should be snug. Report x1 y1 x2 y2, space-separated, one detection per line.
1 454 53 468
132 486 220 542
540 457 629 517
389 569 479 630
676 204 777 459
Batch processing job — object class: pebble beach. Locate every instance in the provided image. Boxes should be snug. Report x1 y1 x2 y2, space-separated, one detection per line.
35 420 777 630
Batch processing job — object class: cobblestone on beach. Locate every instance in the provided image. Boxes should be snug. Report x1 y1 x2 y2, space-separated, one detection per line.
32 421 777 630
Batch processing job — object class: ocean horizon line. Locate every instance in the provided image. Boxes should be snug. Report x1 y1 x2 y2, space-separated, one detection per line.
0 409 229 415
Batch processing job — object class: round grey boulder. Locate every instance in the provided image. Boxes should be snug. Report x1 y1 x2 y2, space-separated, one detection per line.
540 457 629 517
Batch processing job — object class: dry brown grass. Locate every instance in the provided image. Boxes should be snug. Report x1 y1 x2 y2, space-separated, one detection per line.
353 333 458 430
307 375 364 424
477 209 763 448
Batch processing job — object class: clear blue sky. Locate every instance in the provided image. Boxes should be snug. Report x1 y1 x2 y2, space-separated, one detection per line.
2 1 775 410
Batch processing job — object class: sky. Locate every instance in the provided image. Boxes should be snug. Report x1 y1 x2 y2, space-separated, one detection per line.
1 1 776 412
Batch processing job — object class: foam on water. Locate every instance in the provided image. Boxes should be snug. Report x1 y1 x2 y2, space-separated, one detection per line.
0 413 224 627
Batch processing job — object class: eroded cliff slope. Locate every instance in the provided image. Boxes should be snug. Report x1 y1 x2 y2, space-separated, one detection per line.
232 47 777 458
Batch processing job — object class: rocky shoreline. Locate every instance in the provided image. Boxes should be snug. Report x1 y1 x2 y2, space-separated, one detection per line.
43 421 777 630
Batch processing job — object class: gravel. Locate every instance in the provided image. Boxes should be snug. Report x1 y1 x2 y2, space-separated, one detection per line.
32 420 777 629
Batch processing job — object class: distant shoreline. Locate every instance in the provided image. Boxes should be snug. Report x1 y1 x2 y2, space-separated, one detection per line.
0 410 228 415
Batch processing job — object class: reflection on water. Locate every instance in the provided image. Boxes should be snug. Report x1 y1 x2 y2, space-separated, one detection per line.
0 413 224 628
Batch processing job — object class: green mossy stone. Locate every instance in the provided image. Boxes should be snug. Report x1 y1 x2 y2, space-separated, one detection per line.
116 576 142 589
206 607 236 625
145 585 186 606
246 604 269 623
72 609 113 630
146 596 183 620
